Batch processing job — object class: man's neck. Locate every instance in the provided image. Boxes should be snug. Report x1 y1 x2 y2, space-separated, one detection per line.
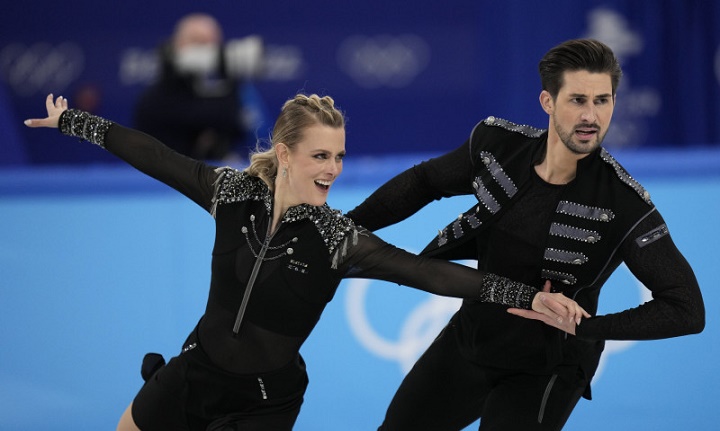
535 137 585 185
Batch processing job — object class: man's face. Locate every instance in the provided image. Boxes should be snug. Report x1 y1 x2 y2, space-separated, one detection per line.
545 70 615 155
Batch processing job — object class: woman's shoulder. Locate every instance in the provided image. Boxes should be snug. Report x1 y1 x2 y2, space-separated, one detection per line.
284 204 362 268
211 167 272 215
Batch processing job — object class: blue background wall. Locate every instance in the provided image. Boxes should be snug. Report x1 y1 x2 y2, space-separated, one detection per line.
2 1 719 430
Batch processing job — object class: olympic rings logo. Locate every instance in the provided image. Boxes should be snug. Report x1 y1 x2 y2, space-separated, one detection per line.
0 42 84 97
337 34 430 89
345 278 462 373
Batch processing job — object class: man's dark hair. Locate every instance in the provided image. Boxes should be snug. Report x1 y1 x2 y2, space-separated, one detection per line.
538 39 622 98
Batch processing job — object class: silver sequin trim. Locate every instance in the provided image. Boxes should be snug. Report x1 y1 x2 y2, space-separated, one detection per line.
600 148 652 204
479 273 534 309
549 223 601 244
556 201 614 222
452 220 464 239
483 116 546 138
544 248 588 265
211 168 271 217
58 109 113 148
472 179 501 214
465 213 482 229
479 151 518 198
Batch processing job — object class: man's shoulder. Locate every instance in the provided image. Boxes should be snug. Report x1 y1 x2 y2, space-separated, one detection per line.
597 148 653 205
468 116 546 158
473 116 546 139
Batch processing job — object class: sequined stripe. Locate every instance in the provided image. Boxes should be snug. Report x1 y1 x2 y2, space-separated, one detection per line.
483 116 546 138
544 248 588 265
541 269 577 286
437 227 449 247
556 201 614 222
601 148 652 204
473 179 501 214
549 222 601 244
452 220 464 239
465 213 482 229
635 223 668 248
441 211 481 245
479 152 518 198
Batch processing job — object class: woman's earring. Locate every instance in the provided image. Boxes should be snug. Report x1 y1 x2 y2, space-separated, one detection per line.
282 167 287 178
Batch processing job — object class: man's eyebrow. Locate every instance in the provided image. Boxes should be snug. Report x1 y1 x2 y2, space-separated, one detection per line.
567 93 613 98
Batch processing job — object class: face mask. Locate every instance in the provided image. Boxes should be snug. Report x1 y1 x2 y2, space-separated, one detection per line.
173 44 220 75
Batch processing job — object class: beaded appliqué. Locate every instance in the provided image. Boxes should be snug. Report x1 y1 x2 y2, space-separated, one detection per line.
544 248 588 265
482 116 546 138
549 222 601 244
478 151 518 198
282 204 360 269
472 178 501 214
211 169 272 217
600 148 653 204
556 201 614 222
58 109 113 148
437 206 485 247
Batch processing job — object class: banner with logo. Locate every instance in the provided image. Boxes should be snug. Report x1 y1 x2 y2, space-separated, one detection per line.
1 0 719 165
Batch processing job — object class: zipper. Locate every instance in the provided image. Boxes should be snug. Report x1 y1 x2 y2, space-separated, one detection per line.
537 373 558 423
232 220 279 335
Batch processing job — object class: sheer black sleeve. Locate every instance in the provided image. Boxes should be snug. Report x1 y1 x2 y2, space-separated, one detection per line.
336 228 538 309
346 140 475 231
59 109 220 211
576 210 705 341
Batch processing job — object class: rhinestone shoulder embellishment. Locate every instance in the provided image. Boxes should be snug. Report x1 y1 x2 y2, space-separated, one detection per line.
600 148 652 204
483 116 546 138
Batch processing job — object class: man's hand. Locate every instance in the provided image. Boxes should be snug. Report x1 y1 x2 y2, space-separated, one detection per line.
507 281 591 335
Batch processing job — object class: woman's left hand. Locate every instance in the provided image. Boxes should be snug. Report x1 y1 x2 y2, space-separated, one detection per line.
24 94 68 128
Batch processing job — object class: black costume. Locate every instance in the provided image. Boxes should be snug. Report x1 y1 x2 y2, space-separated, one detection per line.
57 110 553 430
347 116 705 431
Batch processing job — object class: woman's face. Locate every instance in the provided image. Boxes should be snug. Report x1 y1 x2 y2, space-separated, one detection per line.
281 124 346 208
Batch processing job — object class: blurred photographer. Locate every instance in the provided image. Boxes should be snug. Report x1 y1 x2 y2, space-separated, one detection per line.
133 13 264 161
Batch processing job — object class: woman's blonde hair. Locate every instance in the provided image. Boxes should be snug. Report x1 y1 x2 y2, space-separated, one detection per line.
245 93 345 188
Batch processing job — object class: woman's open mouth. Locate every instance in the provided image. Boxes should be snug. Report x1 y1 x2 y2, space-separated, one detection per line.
315 179 331 191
